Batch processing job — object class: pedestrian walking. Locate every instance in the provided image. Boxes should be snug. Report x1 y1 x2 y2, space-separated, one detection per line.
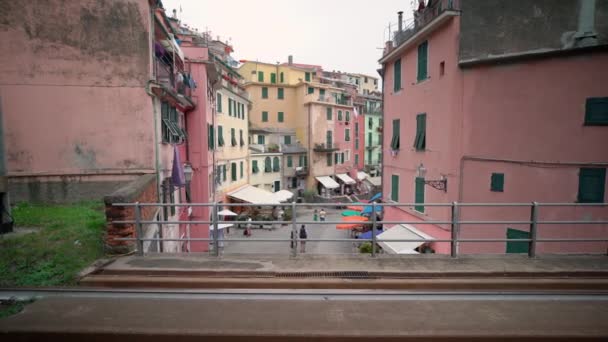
299 224 308 253
244 217 252 237
319 208 326 222
313 209 318 222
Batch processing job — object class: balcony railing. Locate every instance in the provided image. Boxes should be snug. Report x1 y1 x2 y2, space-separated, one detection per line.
391 0 460 48
314 143 339 152
295 167 308 176
316 95 353 107
155 57 175 89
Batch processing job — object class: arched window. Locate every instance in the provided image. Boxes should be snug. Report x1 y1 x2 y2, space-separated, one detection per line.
264 157 272 172
273 157 280 172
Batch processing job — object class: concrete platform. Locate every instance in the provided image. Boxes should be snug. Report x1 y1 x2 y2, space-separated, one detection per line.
1 294 607 341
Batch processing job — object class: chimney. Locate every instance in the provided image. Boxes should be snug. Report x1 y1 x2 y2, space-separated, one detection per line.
173 9 177 19
398 11 403 32
288 55 293 65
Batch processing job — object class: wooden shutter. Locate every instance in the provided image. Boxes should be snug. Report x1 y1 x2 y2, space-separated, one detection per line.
231 163 237 181
417 41 428 81
305 72 311 82
262 87 268 99
393 58 401 91
278 88 284 99
284 135 291 144
262 111 268 122
273 157 280 172
240 161 243 178
415 114 426 150
415 177 425 212
585 97 608 125
327 153 332 166
391 175 399 202
287 156 293 167
278 112 284 122
258 71 264 82
271 73 276 84
491 173 505 192
280 72 284 83
578 168 606 203
217 93 222 113
326 130 332 148
217 126 224 146
326 107 332 120
506 228 530 254
265 157 271 172
252 160 258 173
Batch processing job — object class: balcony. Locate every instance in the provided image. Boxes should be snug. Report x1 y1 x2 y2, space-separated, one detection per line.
295 167 308 176
314 143 339 152
315 95 353 107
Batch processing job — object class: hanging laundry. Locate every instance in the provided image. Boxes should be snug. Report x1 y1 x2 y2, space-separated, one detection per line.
176 72 184 85
188 73 195 88
171 145 186 188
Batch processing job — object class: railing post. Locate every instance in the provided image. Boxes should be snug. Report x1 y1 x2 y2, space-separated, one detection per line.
451 201 459 258
212 202 219 257
291 201 297 257
371 202 377 257
529 202 538 258
134 202 144 256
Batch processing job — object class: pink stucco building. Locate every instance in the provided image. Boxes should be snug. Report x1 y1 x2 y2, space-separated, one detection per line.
380 0 608 255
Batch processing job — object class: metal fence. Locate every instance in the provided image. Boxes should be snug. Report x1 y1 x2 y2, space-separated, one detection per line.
111 202 608 258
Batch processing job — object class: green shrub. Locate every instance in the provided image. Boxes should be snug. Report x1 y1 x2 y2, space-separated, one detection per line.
359 242 373 254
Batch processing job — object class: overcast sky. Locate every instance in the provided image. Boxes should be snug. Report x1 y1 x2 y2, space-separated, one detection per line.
162 0 414 78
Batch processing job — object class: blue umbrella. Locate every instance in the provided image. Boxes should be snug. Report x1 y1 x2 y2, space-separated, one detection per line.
369 193 382 202
361 205 382 215
358 229 383 240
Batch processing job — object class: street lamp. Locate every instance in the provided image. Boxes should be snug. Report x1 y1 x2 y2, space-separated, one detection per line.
417 163 447 192
183 162 193 182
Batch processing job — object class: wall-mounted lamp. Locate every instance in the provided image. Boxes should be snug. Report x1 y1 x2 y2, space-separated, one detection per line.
417 163 447 192
183 162 193 183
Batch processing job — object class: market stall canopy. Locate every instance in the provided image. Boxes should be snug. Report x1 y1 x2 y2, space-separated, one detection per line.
377 224 435 254
369 193 382 202
357 171 370 181
272 190 294 202
366 177 382 187
361 205 382 215
357 228 384 240
336 216 369 230
342 216 369 223
346 205 364 211
209 223 233 231
341 210 361 217
336 173 356 185
315 176 340 189
228 185 280 204
218 209 238 216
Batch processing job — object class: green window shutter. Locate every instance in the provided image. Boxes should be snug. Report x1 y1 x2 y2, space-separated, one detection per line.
506 228 530 254
491 173 505 192
209 124 215 149
338 110 342 121
326 107 332 120
326 130 332 148
228 99 233 116
391 119 400 150
278 112 284 122
217 126 224 146
252 160 259 174
341 152 345 164
355 138 359 150
391 175 399 202
280 72 284 83
354 154 359 166
278 88 284 99
240 161 244 178
393 58 401 91
345 111 350 122
345 129 350 141
584 97 608 125
284 135 291 145
231 163 237 181
271 73 276 84
273 157 280 172
299 155 304 167
414 114 426 150
287 156 293 167
355 122 359 135
265 157 271 172
327 153 333 166
417 41 428 81
578 168 606 203
217 93 222 113
231 128 236 146
320 89 325 97
415 177 425 212
305 72 311 82
308 87 314 94
334 153 338 164
222 165 226 181
368 149 372 163
262 111 268 122
240 129 244 146
262 87 268 99
258 71 264 82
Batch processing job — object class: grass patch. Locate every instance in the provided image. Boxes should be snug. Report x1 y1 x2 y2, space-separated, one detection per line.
0 201 106 287
0 299 35 319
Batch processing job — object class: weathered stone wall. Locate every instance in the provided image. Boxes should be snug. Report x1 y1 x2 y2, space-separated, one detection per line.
8 177 131 204
104 174 158 254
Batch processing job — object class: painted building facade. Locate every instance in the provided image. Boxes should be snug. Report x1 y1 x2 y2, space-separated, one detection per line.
380 0 608 255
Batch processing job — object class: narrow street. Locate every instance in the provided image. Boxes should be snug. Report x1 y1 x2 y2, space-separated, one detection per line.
223 208 354 255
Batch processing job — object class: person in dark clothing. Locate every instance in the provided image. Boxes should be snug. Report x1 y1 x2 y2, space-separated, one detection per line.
299 225 308 253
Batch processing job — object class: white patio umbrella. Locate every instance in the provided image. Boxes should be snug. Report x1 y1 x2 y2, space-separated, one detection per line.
218 209 238 216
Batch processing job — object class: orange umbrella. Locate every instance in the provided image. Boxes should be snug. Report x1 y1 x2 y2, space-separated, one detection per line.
342 216 369 222
337 223 359 230
336 216 369 230
346 205 364 211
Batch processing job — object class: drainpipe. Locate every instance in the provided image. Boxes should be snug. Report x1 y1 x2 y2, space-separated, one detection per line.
0 96 13 233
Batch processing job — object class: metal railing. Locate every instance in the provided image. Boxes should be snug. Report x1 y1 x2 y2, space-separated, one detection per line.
110 201 608 258
390 0 460 48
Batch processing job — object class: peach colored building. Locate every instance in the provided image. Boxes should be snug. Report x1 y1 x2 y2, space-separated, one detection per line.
380 0 608 255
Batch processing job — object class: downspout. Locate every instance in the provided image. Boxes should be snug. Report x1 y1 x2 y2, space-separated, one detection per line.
0 95 13 232
308 103 312 191
148 7 161 204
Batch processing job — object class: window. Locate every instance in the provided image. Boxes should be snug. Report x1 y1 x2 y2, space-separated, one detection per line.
278 88 284 99
252 160 259 174
273 157 280 172
440 61 445 77
287 156 293 167
327 153 333 166
284 135 291 145
415 177 425 212
240 161 244 179
305 72 311 82
228 99 233 116
270 73 276 84
326 130 333 148
345 128 350 141
299 155 308 167
262 87 268 99
278 112 284 122
217 125 225 147
355 122 359 135
417 41 428 81
338 110 343 121
369 117 373 128
578 168 606 203
355 138 359 150
216 93 222 113
231 162 237 181
308 87 314 94
491 173 505 192
345 111 350 122
326 107 332 120
257 135 265 144
584 97 608 125
364 77 368 83
258 71 264 82
208 124 214 150
368 132 373 147
222 165 227 181
231 128 237 146
262 111 268 122
239 130 244 146
264 157 272 172
390 119 400 150
393 58 401 91
355 154 359 165
320 88 325 98
345 150 350 162
280 72 284 83
161 102 184 143
414 114 426 151
216 166 222 184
